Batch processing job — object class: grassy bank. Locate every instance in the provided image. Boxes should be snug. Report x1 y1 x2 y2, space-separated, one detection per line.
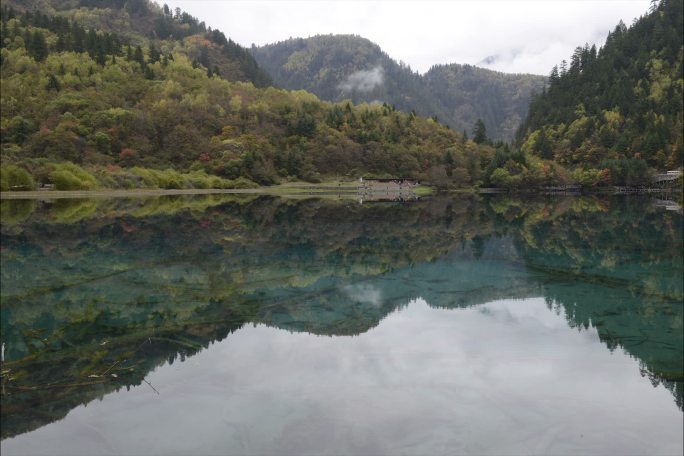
1 181 435 200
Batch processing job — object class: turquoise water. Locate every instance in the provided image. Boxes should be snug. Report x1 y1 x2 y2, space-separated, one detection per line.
1 194 682 455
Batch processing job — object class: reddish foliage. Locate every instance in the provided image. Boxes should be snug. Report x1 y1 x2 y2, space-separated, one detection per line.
598 168 612 185
199 153 211 162
119 148 136 159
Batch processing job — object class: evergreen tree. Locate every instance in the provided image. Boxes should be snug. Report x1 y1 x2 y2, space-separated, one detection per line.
55 34 66 52
517 0 683 169
149 43 161 64
95 41 106 66
46 74 61 91
30 30 48 61
199 45 210 67
533 127 553 159
473 119 488 144
133 45 145 66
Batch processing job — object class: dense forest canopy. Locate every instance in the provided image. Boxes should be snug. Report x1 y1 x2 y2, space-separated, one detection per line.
1 2 515 190
3 0 272 86
0 0 681 191
517 0 683 172
251 35 546 141
423 63 546 142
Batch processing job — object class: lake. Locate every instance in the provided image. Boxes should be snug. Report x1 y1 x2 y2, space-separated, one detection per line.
1 194 682 455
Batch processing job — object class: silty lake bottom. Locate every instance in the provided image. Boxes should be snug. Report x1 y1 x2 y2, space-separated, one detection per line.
0 194 682 455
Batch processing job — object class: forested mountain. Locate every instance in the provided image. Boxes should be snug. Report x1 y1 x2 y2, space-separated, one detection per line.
2 0 680 191
1 0 272 86
517 0 683 171
424 64 546 141
1 1 515 191
251 35 451 129
251 35 546 141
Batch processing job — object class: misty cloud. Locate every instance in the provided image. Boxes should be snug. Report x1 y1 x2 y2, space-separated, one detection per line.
168 0 651 75
479 55 499 66
338 66 384 93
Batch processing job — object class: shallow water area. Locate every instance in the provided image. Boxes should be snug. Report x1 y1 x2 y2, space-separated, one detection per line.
1 194 682 455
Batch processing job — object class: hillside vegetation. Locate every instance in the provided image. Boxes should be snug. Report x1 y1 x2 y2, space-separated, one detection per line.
1 0 680 192
517 0 683 177
1 2 521 191
251 35 546 141
424 63 545 142
4 0 272 86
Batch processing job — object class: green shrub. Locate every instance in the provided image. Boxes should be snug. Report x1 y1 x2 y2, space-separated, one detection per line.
225 177 259 189
209 176 225 188
49 162 98 190
92 131 112 154
185 171 212 189
158 169 184 189
96 168 143 189
182 171 234 189
131 167 159 188
131 167 186 189
0 164 35 191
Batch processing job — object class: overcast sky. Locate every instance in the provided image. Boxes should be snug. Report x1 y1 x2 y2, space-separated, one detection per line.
162 0 652 75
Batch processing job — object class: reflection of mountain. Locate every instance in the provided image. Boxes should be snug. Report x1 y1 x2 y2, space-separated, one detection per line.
512 198 684 409
1 194 682 439
248 237 538 336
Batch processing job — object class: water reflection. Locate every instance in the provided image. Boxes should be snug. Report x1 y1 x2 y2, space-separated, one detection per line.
2 298 682 456
1 194 682 454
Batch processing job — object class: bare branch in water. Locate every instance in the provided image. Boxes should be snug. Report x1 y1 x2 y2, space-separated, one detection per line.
142 378 160 395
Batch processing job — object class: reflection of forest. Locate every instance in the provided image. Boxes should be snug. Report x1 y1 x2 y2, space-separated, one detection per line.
1 194 682 438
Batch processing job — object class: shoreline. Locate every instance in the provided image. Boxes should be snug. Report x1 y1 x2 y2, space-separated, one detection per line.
0 187 418 200
0 188 267 200
1 184 680 200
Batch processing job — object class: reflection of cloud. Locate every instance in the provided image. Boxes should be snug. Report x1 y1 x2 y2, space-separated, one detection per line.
478 299 567 328
13 297 681 455
338 66 384 93
344 283 382 306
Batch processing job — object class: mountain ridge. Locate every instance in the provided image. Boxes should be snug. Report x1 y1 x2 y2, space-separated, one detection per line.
251 34 546 141
516 0 683 172
1 0 503 191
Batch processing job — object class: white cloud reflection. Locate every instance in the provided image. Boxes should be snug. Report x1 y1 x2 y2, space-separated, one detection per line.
4 298 681 455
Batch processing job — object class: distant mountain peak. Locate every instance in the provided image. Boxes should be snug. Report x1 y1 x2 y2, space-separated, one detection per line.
252 35 546 140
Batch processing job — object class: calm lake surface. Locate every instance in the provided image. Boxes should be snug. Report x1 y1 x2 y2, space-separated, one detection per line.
1 194 682 455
